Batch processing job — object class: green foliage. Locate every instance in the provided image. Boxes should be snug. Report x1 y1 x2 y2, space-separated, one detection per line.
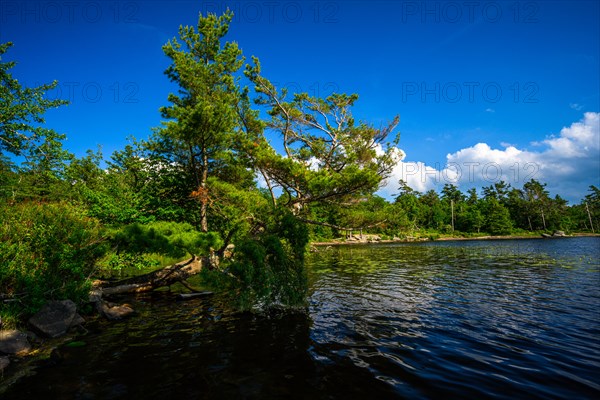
441 183 465 204
245 57 400 211
568 185 600 232
206 177 269 237
483 198 513 235
582 185 600 231
155 10 248 232
202 209 308 310
419 190 447 230
482 181 511 201
65 142 162 225
0 42 69 157
113 221 222 260
0 202 107 321
0 154 17 200
461 205 485 233
0 42 73 201
100 252 161 273
306 203 339 240
0 303 21 330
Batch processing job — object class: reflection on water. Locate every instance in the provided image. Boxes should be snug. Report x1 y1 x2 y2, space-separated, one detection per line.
2 238 599 399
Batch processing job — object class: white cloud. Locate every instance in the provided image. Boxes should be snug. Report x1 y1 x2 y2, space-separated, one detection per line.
377 112 600 203
307 156 320 171
553 112 599 150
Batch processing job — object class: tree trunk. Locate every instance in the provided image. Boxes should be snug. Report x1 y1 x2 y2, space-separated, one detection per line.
259 169 277 207
200 153 209 232
541 208 546 230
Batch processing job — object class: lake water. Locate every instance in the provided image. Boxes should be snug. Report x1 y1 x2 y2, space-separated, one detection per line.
2 237 599 399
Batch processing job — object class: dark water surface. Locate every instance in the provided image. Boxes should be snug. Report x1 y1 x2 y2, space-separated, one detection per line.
3 237 599 399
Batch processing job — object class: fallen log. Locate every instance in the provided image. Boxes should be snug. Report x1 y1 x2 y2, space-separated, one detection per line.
101 255 208 296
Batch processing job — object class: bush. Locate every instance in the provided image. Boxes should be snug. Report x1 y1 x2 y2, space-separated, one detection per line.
111 221 222 258
0 202 107 324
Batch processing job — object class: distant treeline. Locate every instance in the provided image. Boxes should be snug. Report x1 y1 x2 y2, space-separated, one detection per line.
306 180 599 239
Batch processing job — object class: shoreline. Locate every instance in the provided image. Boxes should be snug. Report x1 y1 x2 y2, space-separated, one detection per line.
311 232 600 247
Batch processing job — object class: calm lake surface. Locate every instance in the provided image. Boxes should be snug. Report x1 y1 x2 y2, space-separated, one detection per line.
3 237 600 399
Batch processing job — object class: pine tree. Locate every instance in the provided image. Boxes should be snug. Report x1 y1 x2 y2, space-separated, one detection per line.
0 42 71 199
155 11 245 232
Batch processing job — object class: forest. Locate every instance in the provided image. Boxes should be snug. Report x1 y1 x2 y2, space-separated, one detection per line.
1 11 598 329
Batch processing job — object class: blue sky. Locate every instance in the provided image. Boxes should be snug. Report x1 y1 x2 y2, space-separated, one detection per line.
1 0 599 202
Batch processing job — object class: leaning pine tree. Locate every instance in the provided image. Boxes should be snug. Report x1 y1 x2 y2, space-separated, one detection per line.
101 10 401 310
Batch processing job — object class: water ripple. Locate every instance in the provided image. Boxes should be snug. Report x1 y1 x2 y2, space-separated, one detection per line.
3 238 598 399
308 238 600 399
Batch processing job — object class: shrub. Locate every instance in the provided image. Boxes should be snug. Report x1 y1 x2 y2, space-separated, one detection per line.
111 221 222 258
0 201 107 324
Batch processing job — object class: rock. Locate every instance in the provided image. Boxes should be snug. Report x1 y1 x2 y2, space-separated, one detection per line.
89 288 103 303
28 300 79 338
0 330 31 355
553 230 566 237
0 356 10 371
71 313 86 327
104 305 134 320
96 301 135 320
26 330 41 345
365 234 381 241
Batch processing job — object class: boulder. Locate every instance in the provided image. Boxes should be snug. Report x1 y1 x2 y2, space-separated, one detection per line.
553 230 566 237
0 330 31 355
28 300 80 338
